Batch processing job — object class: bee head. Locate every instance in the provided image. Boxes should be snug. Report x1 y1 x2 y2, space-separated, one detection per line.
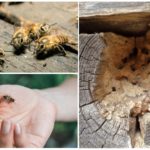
11 35 29 49
40 23 50 34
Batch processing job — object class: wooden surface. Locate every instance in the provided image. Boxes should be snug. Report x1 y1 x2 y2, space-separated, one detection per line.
0 2 78 72
79 33 150 147
79 2 150 36
79 2 150 148
79 34 131 148
80 2 150 16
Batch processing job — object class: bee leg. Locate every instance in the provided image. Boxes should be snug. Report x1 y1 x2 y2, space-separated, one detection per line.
57 45 66 56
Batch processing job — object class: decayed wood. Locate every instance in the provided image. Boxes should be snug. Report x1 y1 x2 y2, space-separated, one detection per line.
79 2 150 36
79 34 131 148
80 33 150 148
80 3 150 147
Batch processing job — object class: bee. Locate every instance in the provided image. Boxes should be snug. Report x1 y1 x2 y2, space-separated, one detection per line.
28 23 50 40
34 33 76 56
28 23 71 40
10 25 31 50
0 95 15 103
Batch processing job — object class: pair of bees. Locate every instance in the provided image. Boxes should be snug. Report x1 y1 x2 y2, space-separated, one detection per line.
11 23 75 56
0 95 15 103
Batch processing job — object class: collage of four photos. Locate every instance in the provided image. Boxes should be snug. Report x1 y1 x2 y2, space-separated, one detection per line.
0 1 149 148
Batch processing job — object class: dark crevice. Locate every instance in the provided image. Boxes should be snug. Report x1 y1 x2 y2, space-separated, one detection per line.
135 116 141 132
129 112 143 147
112 87 116 91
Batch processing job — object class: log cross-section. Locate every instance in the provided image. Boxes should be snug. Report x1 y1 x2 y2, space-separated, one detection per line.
79 34 130 148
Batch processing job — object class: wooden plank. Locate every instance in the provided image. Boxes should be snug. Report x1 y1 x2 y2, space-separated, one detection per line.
80 2 150 16
79 2 150 36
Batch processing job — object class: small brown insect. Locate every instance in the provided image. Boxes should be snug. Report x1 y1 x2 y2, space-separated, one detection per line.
34 33 76 56
28 23 51 40
11 25 31 50
11 23 56 50
0 95 15 103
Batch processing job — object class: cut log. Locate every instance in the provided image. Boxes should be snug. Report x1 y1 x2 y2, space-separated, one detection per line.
80 34 131 148
80 2 150 148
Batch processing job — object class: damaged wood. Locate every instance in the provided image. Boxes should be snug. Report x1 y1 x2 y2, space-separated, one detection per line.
80 2 150 148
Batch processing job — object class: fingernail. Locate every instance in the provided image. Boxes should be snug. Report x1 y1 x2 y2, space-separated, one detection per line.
1 120 11 135
15 123 21 135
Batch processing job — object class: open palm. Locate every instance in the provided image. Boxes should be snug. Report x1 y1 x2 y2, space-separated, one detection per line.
0 85 56 147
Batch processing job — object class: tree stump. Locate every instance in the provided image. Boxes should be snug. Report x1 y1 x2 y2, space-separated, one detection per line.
80 2 150 148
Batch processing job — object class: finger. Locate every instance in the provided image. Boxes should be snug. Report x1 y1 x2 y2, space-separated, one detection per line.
0 120 13 147
14 123 27 148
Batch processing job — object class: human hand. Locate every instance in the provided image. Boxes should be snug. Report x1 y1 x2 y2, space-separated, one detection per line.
0 85 56 147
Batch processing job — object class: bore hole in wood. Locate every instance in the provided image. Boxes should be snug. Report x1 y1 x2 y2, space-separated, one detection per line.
112 87 116 91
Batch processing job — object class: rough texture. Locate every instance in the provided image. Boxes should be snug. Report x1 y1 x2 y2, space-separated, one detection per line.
79 3 150 147
80 2 150 16
79 32 150 148
79 34 131 148
0 2 78 72
80 2 150 36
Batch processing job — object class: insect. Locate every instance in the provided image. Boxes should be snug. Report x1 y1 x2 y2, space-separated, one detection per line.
28 23 51 40
34 33 76 56
10 25 31 50
11 23 56 50
0 95 15 103
28 23 71 40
